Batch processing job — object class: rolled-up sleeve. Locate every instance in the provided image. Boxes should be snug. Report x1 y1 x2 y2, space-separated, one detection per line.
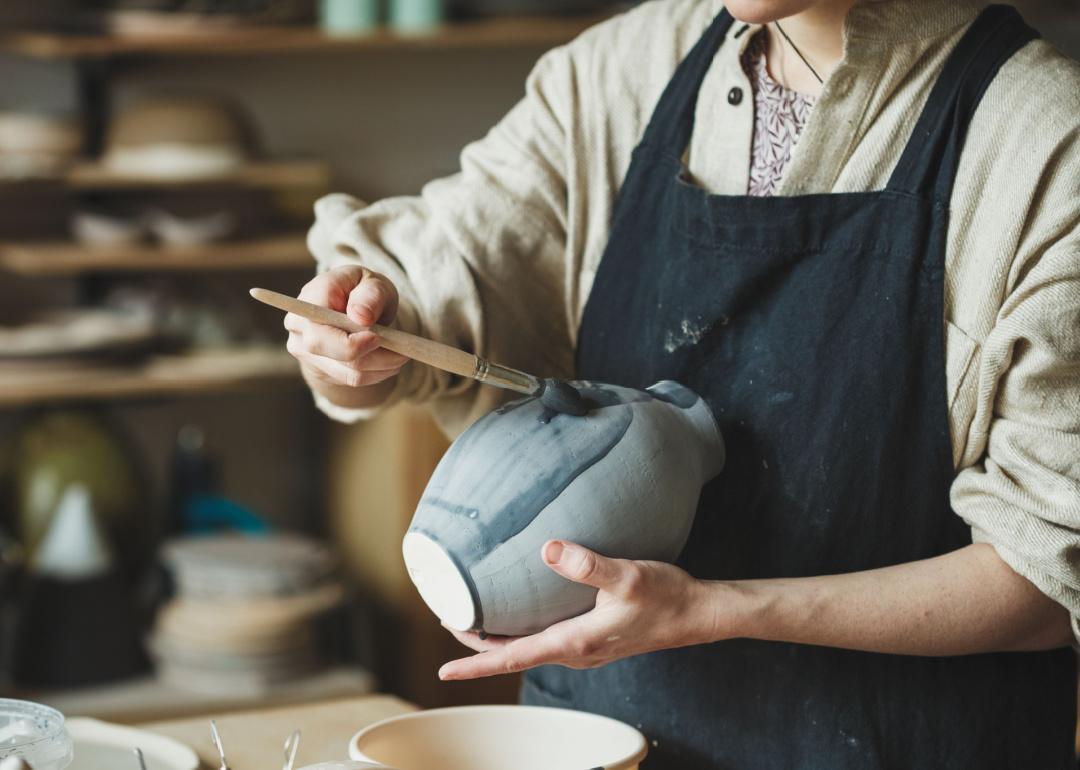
951 170 1080 642
305 41 582 436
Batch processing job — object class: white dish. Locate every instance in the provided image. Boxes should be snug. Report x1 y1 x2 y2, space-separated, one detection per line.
348 705 647 770
71 210 147 247
0 113 80 158
147 209 236 246
162 534 335 599
103 145 245 179
0 309 160 360
66 719 198 770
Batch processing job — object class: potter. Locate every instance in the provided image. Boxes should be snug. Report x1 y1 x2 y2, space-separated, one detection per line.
403 380 724 636
286 0 1080 765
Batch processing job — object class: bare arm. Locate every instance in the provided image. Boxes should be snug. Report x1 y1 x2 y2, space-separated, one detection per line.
439 540 1070 680
728 542 1071 655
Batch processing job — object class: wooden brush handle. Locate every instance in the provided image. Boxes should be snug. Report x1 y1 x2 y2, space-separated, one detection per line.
250 287 481 381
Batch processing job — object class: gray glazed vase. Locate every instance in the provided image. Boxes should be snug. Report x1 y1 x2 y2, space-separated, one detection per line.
402 380 725 636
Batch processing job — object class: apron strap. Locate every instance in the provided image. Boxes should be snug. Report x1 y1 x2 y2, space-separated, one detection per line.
639 8 737 153
886 5 1039 199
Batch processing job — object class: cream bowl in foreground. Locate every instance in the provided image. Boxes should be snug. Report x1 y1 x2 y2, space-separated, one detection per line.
348 705 647 770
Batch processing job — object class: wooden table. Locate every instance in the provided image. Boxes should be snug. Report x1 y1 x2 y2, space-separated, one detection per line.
144 695 416 769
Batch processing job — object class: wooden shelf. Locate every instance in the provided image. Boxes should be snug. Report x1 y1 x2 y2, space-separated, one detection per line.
0 347 301 406
0 234 312 275
0 15 608 59
0 160 331 191
65 159 331 190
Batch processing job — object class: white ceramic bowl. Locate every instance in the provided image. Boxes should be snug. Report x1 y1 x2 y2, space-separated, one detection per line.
348 705 647 770
71 210 147 247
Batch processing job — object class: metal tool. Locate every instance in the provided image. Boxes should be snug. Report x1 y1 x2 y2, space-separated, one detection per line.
209 720 230 770
282 730 301 770
249 287 588 416
133 748 148 770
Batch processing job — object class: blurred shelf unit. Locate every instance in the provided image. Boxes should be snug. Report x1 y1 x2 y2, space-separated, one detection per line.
0 234 311 275
0 347 301 406
0 15 609 60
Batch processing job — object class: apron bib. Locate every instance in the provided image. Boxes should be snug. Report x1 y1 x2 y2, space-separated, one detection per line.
522 6 1076 769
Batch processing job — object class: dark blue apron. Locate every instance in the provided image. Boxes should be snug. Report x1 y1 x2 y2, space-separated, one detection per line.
522 6 1076 768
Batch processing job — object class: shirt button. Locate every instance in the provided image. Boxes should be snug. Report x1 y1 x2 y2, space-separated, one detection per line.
727 86 744 106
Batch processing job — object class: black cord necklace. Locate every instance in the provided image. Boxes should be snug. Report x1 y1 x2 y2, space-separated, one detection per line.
773 20 824 85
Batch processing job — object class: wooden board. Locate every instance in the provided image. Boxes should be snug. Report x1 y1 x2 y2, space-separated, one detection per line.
0 347 301 406
0 234 312 275
25 667 377 725
143 695 416 770
0 16 608 59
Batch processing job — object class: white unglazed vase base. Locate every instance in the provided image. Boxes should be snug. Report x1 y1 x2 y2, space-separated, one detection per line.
402 532 476 631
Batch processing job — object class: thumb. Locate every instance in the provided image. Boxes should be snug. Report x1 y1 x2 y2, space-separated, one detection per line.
542 540 624 590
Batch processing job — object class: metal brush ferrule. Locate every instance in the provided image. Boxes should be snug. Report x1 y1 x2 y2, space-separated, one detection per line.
473 357 541 396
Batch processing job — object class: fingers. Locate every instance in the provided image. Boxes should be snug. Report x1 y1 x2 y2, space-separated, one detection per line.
444 626 516 653
542 540 630 592
297 264 366 312
283 265 406 390
286 317 379 359
285 316 408 369
347 270 399 326
297 352 404 389
439 629 573 680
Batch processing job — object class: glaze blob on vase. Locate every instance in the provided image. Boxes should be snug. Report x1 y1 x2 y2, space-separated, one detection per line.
403 380 725 636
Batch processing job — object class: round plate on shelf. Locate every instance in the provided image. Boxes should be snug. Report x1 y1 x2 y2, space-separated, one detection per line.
0 310 162 361
66 718 198 770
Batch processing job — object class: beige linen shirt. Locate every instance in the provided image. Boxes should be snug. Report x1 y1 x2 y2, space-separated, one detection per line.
308 0 1080 637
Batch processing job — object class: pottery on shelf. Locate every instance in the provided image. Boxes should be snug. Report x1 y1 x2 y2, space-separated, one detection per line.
0 112 81 179
147 209 236 246
103 97 255 179
71 209 147 247
403 380 724 637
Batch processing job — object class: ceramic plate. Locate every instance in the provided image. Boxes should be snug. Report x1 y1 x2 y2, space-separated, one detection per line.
66 718 199 770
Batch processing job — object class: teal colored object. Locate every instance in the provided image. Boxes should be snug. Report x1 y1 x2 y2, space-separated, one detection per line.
320 0 380 34
184 495 269 535
389 0 443 32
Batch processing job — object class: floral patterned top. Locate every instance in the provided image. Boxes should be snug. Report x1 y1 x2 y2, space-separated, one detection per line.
742 31 817 197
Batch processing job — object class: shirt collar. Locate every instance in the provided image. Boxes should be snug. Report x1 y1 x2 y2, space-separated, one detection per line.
722 0 987 51
844 0 987 43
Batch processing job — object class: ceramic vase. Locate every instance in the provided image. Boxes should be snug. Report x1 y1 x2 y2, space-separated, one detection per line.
403 380 724 636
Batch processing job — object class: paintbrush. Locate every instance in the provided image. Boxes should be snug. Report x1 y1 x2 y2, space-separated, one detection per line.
249 287 588 416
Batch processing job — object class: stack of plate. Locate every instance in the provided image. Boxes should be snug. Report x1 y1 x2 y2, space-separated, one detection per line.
149 534 342 695
103 97 253 180
0 112 81 179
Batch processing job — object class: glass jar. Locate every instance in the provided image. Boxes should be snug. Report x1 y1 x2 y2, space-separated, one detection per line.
0 699 73 770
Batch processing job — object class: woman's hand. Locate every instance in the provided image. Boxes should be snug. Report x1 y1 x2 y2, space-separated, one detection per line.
285 265 408 397
438 540 736 680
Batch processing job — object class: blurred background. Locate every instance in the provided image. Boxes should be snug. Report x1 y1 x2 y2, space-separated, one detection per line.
0 0 1074 734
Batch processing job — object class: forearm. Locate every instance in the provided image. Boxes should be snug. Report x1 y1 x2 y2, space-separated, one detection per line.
714 543 1072 655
